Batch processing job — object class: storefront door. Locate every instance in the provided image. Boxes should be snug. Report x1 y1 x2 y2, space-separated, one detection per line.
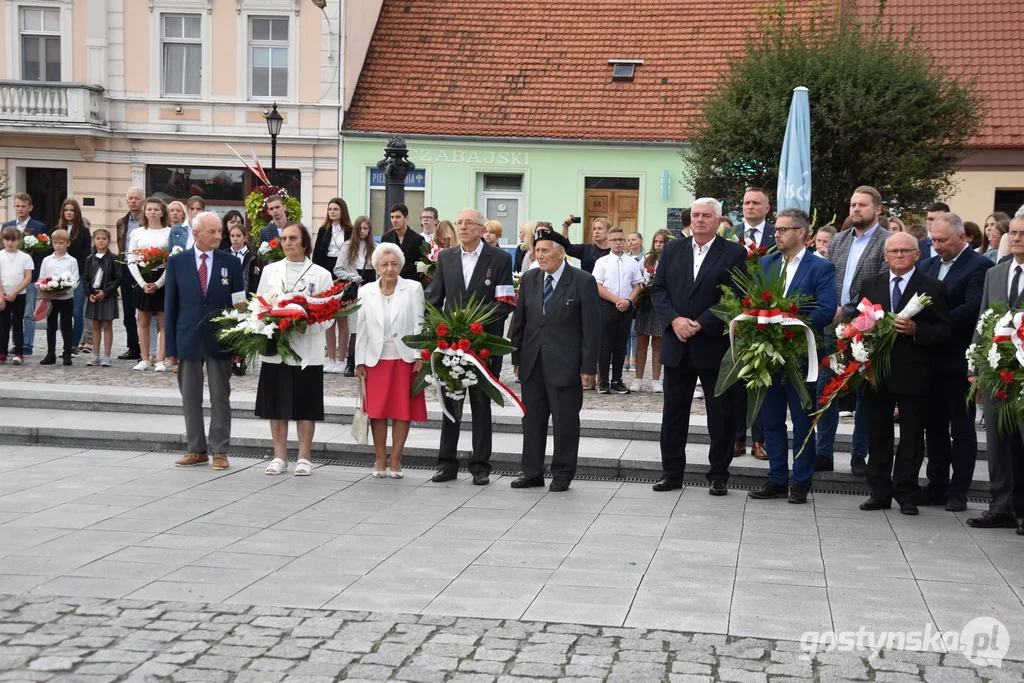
583 177 639 242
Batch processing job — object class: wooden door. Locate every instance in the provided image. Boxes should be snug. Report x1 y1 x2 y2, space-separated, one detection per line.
583 189 639 241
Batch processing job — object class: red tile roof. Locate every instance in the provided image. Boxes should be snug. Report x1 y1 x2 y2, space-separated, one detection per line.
344 0 1021 148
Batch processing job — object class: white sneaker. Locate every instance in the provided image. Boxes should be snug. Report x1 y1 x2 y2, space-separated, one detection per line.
329 360 344 374
86 356 100 367
132 360 153 371
838 410 853 418
100 357 111 367
153 361 170 372
629 379 644 393
652 380 664 393
694 386 704 399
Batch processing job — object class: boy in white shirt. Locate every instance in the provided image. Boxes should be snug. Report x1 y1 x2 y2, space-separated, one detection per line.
0 226 34 364
38 229 80 365
591 226 644 393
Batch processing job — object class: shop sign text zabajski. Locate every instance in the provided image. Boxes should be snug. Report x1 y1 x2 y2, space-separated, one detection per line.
407 149 531 165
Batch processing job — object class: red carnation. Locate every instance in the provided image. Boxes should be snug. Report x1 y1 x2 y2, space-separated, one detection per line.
742 296 753 307
38 234 49 242
435 323 449 337
788 304 799 315
819 357 829 369
756 323 767 331
268 238 279 249
478 348 491 360
420 349 431 361
783 330 797 339
997 389 1009 401
1001 370 1015 384
469 322 484 335
836 340 848 352
458 338 472 352
760 291 772 302
437 339 450 350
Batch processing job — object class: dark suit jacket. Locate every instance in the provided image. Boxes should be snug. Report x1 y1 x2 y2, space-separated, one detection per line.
164 248 244 360
510 265 601 387
652 235 747 369
258 224 285 246
426 242 514 337
381 228 426 281
729 222 776 250
917 237 936 262
82 252 122 298
3 218 47 278
918 246 992 374
860 270 950 396
761 248 837 338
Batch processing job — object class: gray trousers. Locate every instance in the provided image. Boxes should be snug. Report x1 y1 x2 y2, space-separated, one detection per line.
178 356 232 454
983 398 1024 517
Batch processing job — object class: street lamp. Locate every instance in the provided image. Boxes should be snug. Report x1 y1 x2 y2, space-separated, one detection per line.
265 102 283 186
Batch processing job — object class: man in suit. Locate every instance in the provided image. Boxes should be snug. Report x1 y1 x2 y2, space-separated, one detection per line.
917 201 951 261
257 194 291 245
652 197 747 495
3 192 47 357
381 203 426 281
427 207 515 485
967 216 1024 534
510 228 601 492
916 212 992 511
114 187 144 360
816 186 892 475
747 208 837 504
859 232 950 515
164 212 245 470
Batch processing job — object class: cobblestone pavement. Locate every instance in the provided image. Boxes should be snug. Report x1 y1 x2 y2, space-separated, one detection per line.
2 595 1018 683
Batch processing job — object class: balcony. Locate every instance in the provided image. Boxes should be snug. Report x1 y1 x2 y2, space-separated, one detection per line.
0 81 106 129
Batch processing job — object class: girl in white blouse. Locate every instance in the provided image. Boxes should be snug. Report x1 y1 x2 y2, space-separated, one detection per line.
127 198 172 372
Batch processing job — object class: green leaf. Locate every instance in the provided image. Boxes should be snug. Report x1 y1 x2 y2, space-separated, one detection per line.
715 351 742 396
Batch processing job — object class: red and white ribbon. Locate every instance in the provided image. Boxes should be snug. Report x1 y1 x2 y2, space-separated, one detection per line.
728 309 819 383
429 348 526 422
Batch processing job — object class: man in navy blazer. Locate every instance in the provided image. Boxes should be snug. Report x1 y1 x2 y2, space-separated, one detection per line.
164 212 245 471
747 208 837 504
916 201 950 262
652 198 747 495
915 212 992 511
4 192 48 356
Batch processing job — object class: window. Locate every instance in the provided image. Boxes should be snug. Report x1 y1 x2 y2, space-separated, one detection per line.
369 169 426 237
249 17 289 98
162 14 202 95
478 173 524 245
20 7 61 82
995 189 1024 219
146 167 301 210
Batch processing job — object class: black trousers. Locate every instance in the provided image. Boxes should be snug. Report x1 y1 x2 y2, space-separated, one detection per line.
982 399 1024 517
520 354 583 481
46 298 74 358
121 276 139 350
660 348 737 483
0 294 26 355
438 355 502 476
922 373 976 499
866 387 926 504
598 301 632 384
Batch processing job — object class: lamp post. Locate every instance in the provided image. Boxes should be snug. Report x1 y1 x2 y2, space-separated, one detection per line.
265 102 283 186
376 134 415 212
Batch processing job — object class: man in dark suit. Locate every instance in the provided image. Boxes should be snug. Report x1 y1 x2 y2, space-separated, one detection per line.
114 187 144 360
381 203 426 281
257 194 291 245
426 208 515 485
3 192 48 357
164 212 245 471
916 201 950 261
747 208 837 504
509 229 601 492
968 217 1024 534
916 212 992 511
859 232 950 515
652 198 747 495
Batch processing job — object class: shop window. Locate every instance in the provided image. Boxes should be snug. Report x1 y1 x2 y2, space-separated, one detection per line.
369 168 426 237
146 166 301 212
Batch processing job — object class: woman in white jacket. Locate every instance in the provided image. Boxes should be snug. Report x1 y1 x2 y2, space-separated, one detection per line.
355 242 427 478
255 223 334 477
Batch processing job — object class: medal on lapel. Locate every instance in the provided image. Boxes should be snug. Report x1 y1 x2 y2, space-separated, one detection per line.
220 267 228 286
484 267 492 287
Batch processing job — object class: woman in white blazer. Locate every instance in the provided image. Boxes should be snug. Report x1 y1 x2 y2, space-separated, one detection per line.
255 223 335 477
355 242 427 478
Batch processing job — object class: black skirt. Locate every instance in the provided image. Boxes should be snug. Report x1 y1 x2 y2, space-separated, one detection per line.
131 269 165 313
255 363 325 421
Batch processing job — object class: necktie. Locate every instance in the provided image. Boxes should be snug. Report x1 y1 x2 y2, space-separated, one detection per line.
747 227 757 243
543 274 554 313
199 253 208 297
1011 266 1022 304
891 275 902 312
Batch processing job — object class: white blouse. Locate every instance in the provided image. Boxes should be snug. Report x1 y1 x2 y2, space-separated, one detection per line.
325 224 346 258
255 258 334 367
127 227 172 289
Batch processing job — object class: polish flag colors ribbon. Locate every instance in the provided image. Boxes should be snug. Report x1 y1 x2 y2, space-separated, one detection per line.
994 311 1024 365
429 348 527 423
728 309 819 383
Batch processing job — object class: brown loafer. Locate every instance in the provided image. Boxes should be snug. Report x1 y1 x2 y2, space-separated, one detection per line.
211 453 229 470
751 442 768 460
733 440 746 457
175 452 209 467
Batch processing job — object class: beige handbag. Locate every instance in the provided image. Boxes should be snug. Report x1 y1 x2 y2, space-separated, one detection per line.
351 374 370 445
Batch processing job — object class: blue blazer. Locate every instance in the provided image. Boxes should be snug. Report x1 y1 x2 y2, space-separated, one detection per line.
761 248 837 339
164 248 244 360
917 237 935 262
168 223 190 250
3 218 48 278
918 246 992 374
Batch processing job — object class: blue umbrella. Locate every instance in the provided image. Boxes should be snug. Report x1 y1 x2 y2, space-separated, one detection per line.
777 86 811 214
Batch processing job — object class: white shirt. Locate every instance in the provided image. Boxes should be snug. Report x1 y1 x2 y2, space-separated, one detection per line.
692 236 717 279
0 249 33 293
1007 261 1024 301
460 239 484 289
782 249 806 296
13 219 28 232
231 246 248 263
888 268 914 311
743 220 767 247
39 253 79 300
593 251 643 299
194 249 215 292
326 224 346 258
542 259 567 290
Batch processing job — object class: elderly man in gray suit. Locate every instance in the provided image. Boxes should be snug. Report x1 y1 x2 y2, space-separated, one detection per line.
967 215 1024 535
510 228 601 492
816 185 893 476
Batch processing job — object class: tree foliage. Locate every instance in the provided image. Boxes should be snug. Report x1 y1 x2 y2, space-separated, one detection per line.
683 0 982 223
0 170 9 202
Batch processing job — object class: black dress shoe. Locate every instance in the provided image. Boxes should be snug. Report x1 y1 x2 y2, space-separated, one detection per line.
860 496 892 511
709 480 728 496
39 354 56 365
510 476 544 489
966 513 1019 529
815 454 834 472
1017 523 1024 536
850 456 867 476
912 489 947 506
62 356 72 366
652 477 683 492
788 484 809 504
472 472 490 486
431 470 457 483
944 496 967 512
900 501 919 516
118 347 141 361
748 481 788 499
549 478 570 492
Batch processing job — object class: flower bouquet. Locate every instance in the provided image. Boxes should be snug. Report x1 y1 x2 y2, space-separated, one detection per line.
34 272 80 320
121 246 182 276
967 304 1024 435
415 242 442 284
19 232 51 255
244 185 301 241
635 265 658 310
512 271 523 294
258 238 285 264
212 282 359 366
402 295 523 422
711 259 818 428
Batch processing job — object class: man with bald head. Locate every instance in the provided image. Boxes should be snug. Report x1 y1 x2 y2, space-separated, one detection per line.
858 232 950 515
426 208 515 485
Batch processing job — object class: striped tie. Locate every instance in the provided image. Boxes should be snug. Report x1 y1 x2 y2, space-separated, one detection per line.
543 274 554 313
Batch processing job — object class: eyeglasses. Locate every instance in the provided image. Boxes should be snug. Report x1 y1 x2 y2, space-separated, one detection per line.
609 238 626 243
454 220 481 227
774 227 804 234
886 249 917 256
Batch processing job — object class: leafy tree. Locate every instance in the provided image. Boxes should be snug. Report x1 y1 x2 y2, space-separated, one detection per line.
0 170 9 202
683 0 981 223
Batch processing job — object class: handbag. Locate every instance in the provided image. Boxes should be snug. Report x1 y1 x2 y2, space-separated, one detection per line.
351 374 370 445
